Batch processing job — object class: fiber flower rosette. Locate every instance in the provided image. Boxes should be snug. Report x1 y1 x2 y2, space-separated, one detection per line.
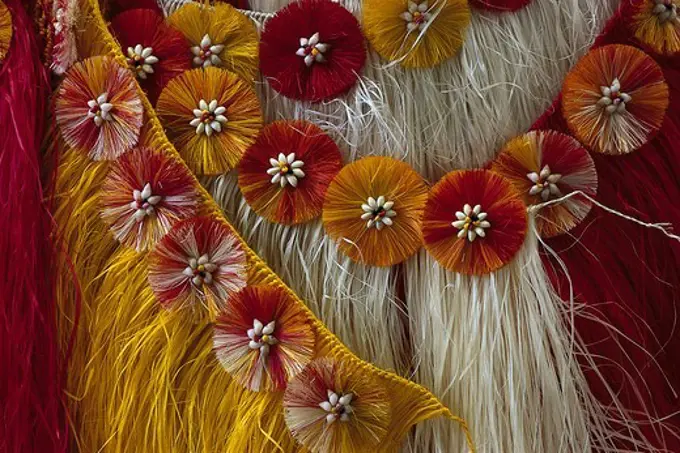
148 217 247 311
213 285 315 392
110 8 191 103
422 169 528 275
100 146 200 251
491 130 598 238
322 156 428 267
168 2 259 82
259 0 366 102
156 66 263 175
55 56 143 160
632 0 680 56
238 120 343 225
562 44 669 155
363 0 470 68
283 358 391 453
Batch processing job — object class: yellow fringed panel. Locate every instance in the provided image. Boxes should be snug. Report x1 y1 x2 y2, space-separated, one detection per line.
54 0 475 452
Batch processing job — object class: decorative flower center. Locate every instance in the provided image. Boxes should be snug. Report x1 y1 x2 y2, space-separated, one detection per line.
267 152 306 188
653 0 679 24
319 390 354 425
86 93 113 127
597 78 632 115
191 34 225 68
452 204 491 242
247 319 278 359
527 165 562 201
126 45 159 80
295 32 330 67
361 196 396 230
189 99 228 136
130 182 162 223
183 254 218 286
400 1 432 32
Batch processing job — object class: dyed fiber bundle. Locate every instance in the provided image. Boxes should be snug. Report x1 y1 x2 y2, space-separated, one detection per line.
0 0 67 451
529 2 680 447
469 0 532 12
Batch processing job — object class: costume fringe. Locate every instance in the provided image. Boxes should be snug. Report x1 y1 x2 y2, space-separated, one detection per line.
55 0 471 451
0 0 68 451
206 2 621 451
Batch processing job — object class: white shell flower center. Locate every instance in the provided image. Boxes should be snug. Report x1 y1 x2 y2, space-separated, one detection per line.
452 204 491 242
191 34 225 68
319 390 354 425
527 165 562 201
653 0 679 24
400 1 432 32
361 196 396 230
86 92 113 127
295 32 330 67
130 182 162 223
126 44 159 80
597 78 632 115
183 254 218 287
247 319 278 360
266 153 306 188
189 99 228 137
53 8 65 34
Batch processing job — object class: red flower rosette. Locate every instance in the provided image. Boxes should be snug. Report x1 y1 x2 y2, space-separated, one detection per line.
283 358 391 453
259 0 366 102
148 217 247 311
55 56 143 160
110 8 191 103
490 130 598 238
238 120 343 225
422 169 528 275
101 146 200 251
213 285 315 392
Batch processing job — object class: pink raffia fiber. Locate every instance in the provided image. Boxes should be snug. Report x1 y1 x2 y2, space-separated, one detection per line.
0 1 69 452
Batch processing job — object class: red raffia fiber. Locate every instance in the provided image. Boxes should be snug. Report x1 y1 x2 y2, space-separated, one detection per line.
110 8 191 103
469 0 532 12
259 0 366 102
533 1 680 449
0 0 68 452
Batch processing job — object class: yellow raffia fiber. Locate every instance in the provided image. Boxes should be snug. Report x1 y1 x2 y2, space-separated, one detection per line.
167 2 259 83
0 0 12 62
362 0 470 68
56 0 476 451
632 0 680 56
